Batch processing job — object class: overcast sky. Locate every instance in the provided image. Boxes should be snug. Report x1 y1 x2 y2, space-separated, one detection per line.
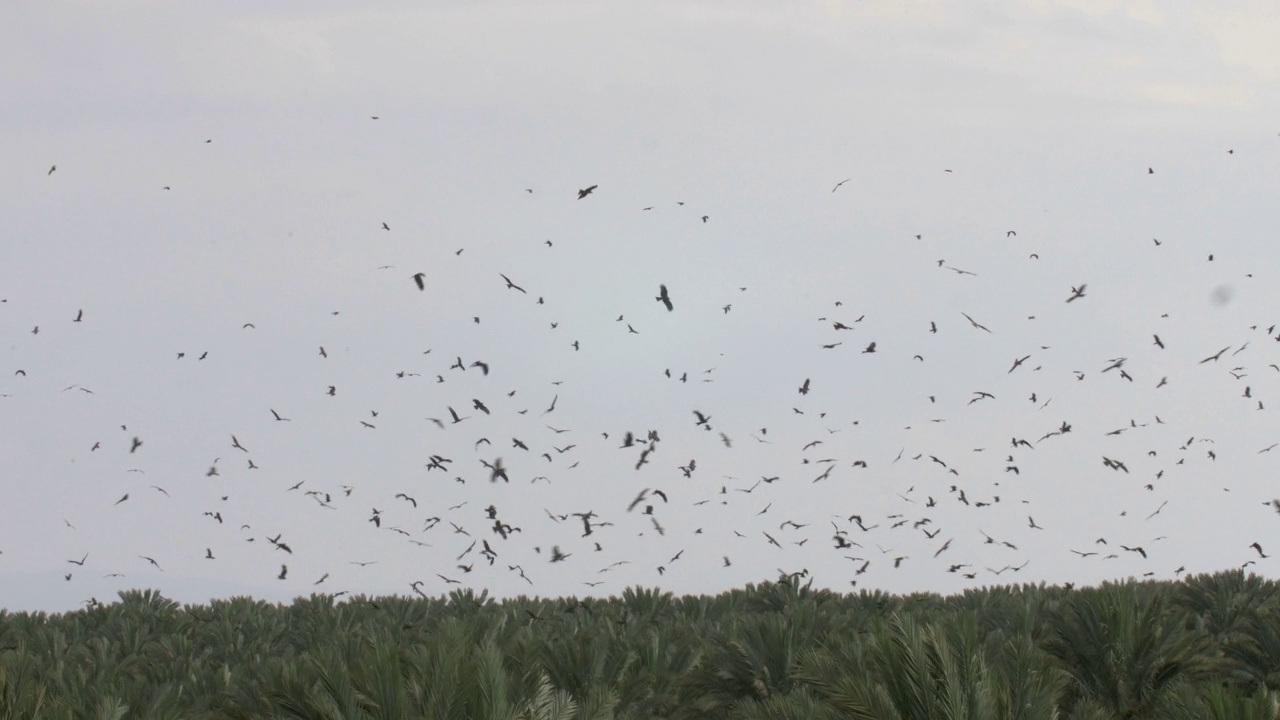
3 0 1280 613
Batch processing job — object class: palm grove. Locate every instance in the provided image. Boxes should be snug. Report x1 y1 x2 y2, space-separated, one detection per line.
4 571 1280 719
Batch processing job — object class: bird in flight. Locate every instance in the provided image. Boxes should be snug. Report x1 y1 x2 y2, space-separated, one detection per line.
831 178 852 193
500 274 527 293
1066 284 1087 303
961 313 991 333
413 273 426 291
656 285 673 311
577 185 597 199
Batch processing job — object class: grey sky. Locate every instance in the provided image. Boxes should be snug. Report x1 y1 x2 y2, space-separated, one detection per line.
3 1 1280 612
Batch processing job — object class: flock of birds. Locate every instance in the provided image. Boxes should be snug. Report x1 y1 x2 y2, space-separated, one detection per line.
4 130 1280 610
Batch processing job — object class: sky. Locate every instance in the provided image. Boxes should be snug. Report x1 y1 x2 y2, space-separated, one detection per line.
2 0 1280 613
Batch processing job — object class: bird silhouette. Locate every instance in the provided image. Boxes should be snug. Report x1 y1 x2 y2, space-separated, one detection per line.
656 285 673 311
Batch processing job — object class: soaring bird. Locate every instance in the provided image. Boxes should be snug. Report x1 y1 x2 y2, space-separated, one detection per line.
413 273 426 291
577 185 597 199
500 274 527 293
961 312 991 333
656 285 673 311
1066 284 1087 303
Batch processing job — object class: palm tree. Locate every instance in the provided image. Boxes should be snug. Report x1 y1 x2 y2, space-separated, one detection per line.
1045 583 1211 719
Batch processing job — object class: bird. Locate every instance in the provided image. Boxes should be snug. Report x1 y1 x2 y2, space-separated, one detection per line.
961 313 991 333
656 285 673 311
48 164 56 175
500 274 527 293
831 178 852 193
1066 284 1087 303
278 564 288 580
270 409 290 422
577 185 597 199
413 273 426 291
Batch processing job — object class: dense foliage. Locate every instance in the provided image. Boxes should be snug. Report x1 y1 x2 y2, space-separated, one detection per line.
4 571 1280 718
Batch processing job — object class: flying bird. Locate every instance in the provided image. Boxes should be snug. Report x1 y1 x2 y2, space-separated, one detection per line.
500 274 527 293
577 185 597 199
961 313 991 333
656 285 673 311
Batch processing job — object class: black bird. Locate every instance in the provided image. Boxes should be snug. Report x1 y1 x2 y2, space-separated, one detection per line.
271 409 290 421
130 437 143 453
831 178 852 193
961 312 991 333
500 274 527 293
799 378 810 395
577 185 597 199
413 273 426 291
1199 346 1230 364
278 564 288 580
656 285 673 311
1066 284 1087 303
